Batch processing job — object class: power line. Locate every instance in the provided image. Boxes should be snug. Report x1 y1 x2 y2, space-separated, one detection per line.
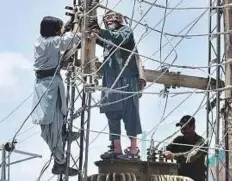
159 0 168 64
146 68 219 139
72 124 231 152
0 93 33 124
99 4 232 38
141 0 232 10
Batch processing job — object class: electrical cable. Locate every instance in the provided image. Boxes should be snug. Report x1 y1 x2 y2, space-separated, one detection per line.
155 91 213 150
71 123 232 153
141 0 232 10
144 59 218 139
99 4 232 39
159 0 168 64
0 93 33 124
130 0 137 27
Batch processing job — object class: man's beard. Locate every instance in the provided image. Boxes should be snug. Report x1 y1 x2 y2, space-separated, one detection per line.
107 23 118 30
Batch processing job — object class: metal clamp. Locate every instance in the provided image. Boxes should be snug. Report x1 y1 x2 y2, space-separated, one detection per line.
65 5 83 20
84 83 96 93
160 66 172 90
172 71 181 89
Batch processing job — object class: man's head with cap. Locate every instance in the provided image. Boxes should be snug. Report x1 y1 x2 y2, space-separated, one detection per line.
103 11 123 30
176 115 196 136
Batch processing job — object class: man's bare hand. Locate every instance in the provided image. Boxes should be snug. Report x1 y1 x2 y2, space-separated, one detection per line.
88 17 100 38
90 28 100 38
138 79 146 90
163 151 174 159
92 28 100 34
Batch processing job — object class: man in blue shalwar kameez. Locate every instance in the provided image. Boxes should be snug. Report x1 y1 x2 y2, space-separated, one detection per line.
90 11 146 160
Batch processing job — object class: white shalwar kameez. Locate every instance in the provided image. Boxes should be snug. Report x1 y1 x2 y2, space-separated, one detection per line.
31 32 81 164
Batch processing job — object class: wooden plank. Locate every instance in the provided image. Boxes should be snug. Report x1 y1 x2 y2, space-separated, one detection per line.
144 68 222 90
95 61 222 90
62 60 222 90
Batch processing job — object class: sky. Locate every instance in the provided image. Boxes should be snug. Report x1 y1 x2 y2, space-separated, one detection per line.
0 0 222 180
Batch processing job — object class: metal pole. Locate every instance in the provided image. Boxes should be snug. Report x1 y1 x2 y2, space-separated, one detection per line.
64 12 80 181
215 0 221 180
78 88 86 181
206 0 213 180
224 104 229 181
63 0 82 180
1 145 6 181
64 54 77 181
65 72 71 117
7 152 10 181
83 90 92 181
58 68 71 181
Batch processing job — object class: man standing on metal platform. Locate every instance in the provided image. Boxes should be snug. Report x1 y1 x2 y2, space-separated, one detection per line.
89 10 146 160
164 115 207 181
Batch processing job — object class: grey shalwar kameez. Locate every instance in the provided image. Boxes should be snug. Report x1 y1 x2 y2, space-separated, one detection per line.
97 25 142 141
31 32 81 164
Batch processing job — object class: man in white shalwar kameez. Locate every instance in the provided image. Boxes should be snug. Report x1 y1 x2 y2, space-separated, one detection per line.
31 16 81 176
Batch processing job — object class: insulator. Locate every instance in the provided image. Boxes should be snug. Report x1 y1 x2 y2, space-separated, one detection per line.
5 142 16 152
65 6 74 10
94 79 99 85
160 65 169 73
65 12 75 17
147 155 153 161
84 83 96 93
158 150 164 162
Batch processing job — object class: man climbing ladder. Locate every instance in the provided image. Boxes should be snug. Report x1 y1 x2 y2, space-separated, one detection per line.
31 15 81 176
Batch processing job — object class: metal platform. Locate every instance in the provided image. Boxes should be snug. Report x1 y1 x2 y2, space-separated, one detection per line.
87 160 194 181
95 160 178 175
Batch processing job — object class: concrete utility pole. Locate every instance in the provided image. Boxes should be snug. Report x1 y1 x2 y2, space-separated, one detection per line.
224 0 232 180
81 0 96 74
80 1 97 181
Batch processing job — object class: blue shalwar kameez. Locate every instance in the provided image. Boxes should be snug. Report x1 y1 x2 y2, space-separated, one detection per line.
97 25 142 141
31 32 81 164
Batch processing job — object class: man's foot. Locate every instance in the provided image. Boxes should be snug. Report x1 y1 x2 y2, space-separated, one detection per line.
52 162 79 176
63 131 80 142
100 144 122 159
100 151 122 160
117 147 140 160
